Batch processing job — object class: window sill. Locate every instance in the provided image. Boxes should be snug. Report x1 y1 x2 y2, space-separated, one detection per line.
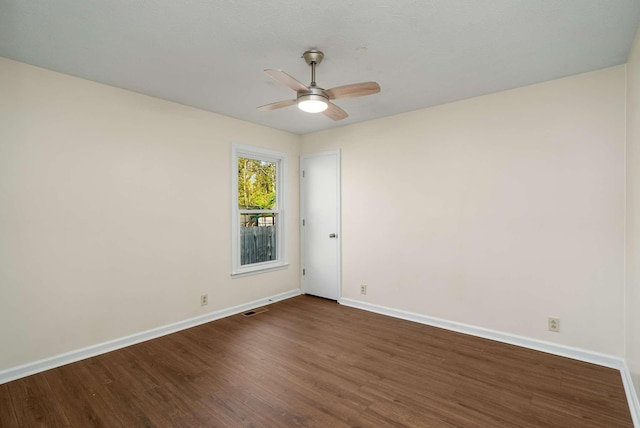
231 263 289 278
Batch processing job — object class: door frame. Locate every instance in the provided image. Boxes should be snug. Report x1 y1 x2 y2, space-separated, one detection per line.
300 149 342 299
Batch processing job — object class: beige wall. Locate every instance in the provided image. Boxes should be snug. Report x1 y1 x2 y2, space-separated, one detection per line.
0 55 631 374
302 66 626 356
626 27 640 398
0 58 300 371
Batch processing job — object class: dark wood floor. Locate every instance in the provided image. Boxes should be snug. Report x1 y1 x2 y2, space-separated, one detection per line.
0 295 633 427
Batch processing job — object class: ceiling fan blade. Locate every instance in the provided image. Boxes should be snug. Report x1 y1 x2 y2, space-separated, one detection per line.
264 69 308 92
257 99 296 111
323 101 348 121
325 82 380 100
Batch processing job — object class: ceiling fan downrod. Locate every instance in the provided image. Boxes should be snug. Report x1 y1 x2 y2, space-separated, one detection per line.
310 62 317 87
303 50 324 88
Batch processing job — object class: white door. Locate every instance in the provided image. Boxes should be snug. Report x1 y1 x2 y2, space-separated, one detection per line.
301 150 341 300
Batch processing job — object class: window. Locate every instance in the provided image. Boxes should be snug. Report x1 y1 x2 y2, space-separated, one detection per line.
231 144 288 276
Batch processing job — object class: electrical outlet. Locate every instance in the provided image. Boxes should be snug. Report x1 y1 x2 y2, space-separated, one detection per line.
548 317 560 332
360 284 367 295
201 294 208 306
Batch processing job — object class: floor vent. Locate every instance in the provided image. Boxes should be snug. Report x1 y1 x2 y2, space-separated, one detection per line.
242 307 268 317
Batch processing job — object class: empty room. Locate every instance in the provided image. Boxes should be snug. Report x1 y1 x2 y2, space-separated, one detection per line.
1 1 640 426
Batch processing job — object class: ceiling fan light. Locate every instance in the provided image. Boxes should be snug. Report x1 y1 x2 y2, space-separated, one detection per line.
297 94 328 113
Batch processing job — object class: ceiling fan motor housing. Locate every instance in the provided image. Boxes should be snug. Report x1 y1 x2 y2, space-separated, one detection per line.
298 86 328 99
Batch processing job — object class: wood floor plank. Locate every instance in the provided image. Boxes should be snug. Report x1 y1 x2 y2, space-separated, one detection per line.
43 363 111 427
0 295 633 427
0 383 19 427
5 373 70 427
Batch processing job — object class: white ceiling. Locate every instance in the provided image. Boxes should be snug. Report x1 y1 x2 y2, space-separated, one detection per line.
1 1 639 135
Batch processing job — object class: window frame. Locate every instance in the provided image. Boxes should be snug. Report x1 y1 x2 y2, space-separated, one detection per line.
231 143 288 277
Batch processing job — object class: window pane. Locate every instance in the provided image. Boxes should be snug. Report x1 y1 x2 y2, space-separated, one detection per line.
232 144 287 275
238 157 276 210
240 213 277 265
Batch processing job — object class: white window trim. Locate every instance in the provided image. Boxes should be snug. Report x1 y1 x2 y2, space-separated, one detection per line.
231 143 288 277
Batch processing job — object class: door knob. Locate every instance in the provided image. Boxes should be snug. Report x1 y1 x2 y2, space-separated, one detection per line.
329 233 337 238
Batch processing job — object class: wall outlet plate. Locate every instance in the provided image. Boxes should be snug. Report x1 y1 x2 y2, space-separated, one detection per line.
201 294 208 306
360 285 367 295
548 317 560 332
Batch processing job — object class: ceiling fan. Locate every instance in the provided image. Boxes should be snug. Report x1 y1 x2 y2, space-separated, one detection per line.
257 49 380 121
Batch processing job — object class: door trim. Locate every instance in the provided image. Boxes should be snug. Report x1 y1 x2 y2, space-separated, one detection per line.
300 149 342 299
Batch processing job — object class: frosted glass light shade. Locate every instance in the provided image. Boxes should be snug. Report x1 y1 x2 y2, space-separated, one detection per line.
297 94 328 113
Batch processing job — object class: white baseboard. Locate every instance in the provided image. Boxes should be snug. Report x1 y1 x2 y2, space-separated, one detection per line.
0 289 301 385
340 298 623 368
340 298 640 426
622 362 640 427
